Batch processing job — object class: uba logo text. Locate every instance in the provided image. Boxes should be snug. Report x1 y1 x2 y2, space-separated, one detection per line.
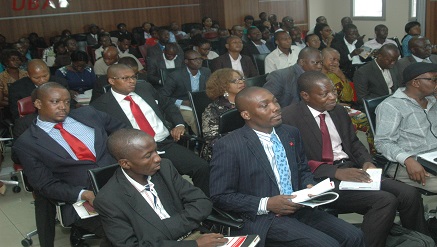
12 0 71 11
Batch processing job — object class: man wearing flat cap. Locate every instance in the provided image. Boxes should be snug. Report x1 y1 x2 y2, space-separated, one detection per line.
375 62 437 192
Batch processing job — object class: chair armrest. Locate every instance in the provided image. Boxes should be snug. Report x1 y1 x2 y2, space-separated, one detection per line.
212 207 243 223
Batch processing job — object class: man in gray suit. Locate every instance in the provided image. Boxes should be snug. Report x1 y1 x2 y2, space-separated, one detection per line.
94 129 227 247
159 50 211 135
263 47 323 108
354 44 400 105
210 86 365 247
395 36 437 82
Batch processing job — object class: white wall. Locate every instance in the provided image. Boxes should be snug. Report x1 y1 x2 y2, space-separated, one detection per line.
308 0 411 40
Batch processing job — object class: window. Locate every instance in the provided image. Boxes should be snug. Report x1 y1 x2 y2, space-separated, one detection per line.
410 0 417 20
351 0 386 20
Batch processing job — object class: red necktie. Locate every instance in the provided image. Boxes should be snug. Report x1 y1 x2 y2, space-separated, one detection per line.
319 114 334 164
54 123 96 162
124 95 156 137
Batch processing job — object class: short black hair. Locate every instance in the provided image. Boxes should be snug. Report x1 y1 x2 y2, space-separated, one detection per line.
343 23 357 33
244 15 254 21
1 49 22 66
117 23 127 29
374 24 387 32
404 21 421 33
274 30 289 41
298 71 329 93
70 50 89 63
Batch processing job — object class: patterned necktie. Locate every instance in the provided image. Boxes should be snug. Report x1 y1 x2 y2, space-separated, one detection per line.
54 122 96 162
319 114 334 163
124 95 156 137
270 133 293 195
144 182 157 207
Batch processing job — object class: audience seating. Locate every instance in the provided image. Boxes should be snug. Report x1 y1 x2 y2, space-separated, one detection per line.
252 53 269 75
187 91 212 156
202 59 210 69
388 37 404 57
218 108 245 136
181 23 203 34
245 73 268 87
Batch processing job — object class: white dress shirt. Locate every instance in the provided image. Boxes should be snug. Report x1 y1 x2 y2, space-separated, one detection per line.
344 38 363 65
264 45 301 73
375 59 394 94
229 54 243 75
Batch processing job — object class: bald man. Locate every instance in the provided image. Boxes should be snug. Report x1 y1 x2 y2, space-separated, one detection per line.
94 129 226 246
353 44 401 105
93 46 144 76
210 86 364 247
263 47 323 108
395 36 437 83
8 59 69 120
159 50 211 135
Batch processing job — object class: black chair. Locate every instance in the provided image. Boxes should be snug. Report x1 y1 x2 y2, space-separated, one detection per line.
388 37 404 57
252 54 268 75
202 59 210 69
188 91 213 139
218 108 245 136
245 73 268 87
159 68 178 87
87 164 243 237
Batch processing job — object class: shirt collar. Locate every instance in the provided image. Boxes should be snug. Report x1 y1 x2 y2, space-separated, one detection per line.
228 53 242 62
306 104 328 119
343 37 357 46
412 54 429 62
111 88 139 103
163 53 177 62
121 168 152 193
36 116 73 132
186 67 200 77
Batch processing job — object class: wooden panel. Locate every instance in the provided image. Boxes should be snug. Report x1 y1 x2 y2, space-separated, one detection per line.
426 0 437 44
0 0 200 42
259 0 308 31
222 0 259 29
199 0 225 27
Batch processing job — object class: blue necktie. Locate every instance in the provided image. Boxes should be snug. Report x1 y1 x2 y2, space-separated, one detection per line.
144 182 157 207
271 133 293 195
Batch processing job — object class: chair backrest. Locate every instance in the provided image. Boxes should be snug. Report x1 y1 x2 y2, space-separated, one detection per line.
362 95 390 135
159 68 179 86
202 59 210 69
245 73 268 88
87 164 119 194
252 53 269 75
17 96 36 117
388 37 403 57
218 108 245 135
188 91 213 138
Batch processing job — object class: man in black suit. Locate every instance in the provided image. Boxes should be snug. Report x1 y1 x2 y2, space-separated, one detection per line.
354 43 400 105
241 27 272 64
8 59 69 120
282 71 429 247
90 64 210 195
331 24 371 80
210 86 365 247
94 129 226 247
146 43 184 86
159 50 211 135
86 24 99 47
13 82 125 247
210 36 259 78
146 28 184 62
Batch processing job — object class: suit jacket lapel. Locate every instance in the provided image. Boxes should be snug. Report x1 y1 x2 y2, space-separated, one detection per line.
31 124 74 160
181 69 192 92
199 69 207 91
117 169 173 239
371 61 390 94
299 102 323 147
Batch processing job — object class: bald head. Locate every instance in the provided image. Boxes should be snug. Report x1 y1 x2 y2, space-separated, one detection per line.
103 46 119 66
35 82 68 100
298 71 330 93
107 64 132 78
235 86 264 112
298 47 321 60
107 129 152 161
27 59 50 86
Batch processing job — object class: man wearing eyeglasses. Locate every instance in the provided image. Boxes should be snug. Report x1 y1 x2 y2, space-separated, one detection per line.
159 50 211 136
395 36 437 83
91 64 211 196
375 62 437 193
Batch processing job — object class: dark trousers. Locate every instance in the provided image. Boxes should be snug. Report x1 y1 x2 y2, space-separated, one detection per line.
157 139 210 196
330 177 428 247
265 207 365 247
34 191 56 247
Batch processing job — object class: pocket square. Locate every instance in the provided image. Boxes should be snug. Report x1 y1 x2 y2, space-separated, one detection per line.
289 142 294 146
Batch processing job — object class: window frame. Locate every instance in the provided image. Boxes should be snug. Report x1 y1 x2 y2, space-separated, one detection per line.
409 0 417 21
350 0 386 21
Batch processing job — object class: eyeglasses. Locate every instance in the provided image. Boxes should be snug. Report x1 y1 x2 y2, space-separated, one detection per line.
112 75 138 81
230 77 246 84
187 57 203 62
415 77 437 83
284 19 294 22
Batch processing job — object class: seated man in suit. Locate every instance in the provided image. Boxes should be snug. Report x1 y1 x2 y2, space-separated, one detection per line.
375 62 437 193
146 28 184 62
210 36 259 78
13 82 126 247
282 71 429 247
86 24 99 47
117 35 141 58
159 50 211 135
94 129 227 246
395 36 437 83
210 86 365 247
354 44 400 105
290 26 306 49
263 47 322 108
264 31 302 74
331 24 371 80
146 43 184 86
91 64 210 195
9 59 70 120
241 26 272 64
